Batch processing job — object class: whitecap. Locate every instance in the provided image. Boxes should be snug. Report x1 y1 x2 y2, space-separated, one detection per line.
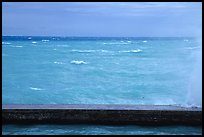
30 87 44 91
100 50 109 53
121 43 129 45
2 42 11 45
11 46 23 48
143 40 147 43
32 41 37 44
70 60 88 65
56 45 69 47
103 42 129 45
71 49 95 53
71 49 110 53
119 49 142 53
181 103 202 108
185 47 200 50
28 37 32 40
42 40 49 42
54 61 65 64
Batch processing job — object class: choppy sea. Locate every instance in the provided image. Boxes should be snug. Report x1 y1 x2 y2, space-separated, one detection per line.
2 36 202 135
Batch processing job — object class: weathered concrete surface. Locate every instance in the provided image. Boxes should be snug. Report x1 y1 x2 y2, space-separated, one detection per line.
2 104 202 125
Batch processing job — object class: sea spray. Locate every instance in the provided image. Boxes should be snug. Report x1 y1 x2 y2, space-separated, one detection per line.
186 39 202 107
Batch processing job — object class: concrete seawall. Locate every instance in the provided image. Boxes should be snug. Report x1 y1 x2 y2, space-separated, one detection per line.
2 104 202 125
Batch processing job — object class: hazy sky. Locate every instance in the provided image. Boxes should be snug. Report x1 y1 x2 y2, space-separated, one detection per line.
2 2 202 37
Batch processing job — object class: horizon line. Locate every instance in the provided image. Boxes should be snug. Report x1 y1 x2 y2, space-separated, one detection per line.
2 35 195 38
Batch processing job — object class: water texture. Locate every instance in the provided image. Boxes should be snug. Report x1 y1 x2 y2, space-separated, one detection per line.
2 36 201 106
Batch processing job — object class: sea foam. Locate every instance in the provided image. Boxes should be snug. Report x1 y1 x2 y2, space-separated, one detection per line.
11 46 23 48
29 87 44 91
185 47 200 50
54 61 65 64
119 49 142 53
71 49 109 53
70 60 88 65
71 49 95 53
42 40 50 42
103 42 129 45
2 42 11 45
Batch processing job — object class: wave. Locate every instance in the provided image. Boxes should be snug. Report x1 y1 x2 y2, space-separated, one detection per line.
184 39 189 42
185 47 200 50
178 103 202 108
32 41 37 44
2 42 11 45
71 49 141 54
56 45 70 47
71 49 95 53
42 40 50 42
100 50 109 53
103 42 129 45
143 40 147 43
71 49 109 53
120 40 132 43
28 37 32 40
11 46 23 48
29 87 44 91
119 49 142 53
70 60 88 65
54 61 65 64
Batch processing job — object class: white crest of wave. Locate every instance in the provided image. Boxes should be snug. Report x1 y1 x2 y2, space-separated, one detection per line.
119 49 142 53
185 46 200 50
42 40 50 42
30 87 44 91
56 45 69 47
54 61 65 64
2 42 11 45
71 49 109 53
143 40 147 43
11 46 23 48
70 60 88 65
100 50 109 53
32 41 37 44
103 42 129 45
71 49 95 53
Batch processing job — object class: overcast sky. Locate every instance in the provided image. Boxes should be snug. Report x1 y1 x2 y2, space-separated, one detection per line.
2 2 202 37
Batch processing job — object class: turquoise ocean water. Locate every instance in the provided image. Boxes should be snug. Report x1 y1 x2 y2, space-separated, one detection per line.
2 36 202 135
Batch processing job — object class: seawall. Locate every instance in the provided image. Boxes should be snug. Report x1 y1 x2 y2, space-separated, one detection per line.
2 104 202 125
